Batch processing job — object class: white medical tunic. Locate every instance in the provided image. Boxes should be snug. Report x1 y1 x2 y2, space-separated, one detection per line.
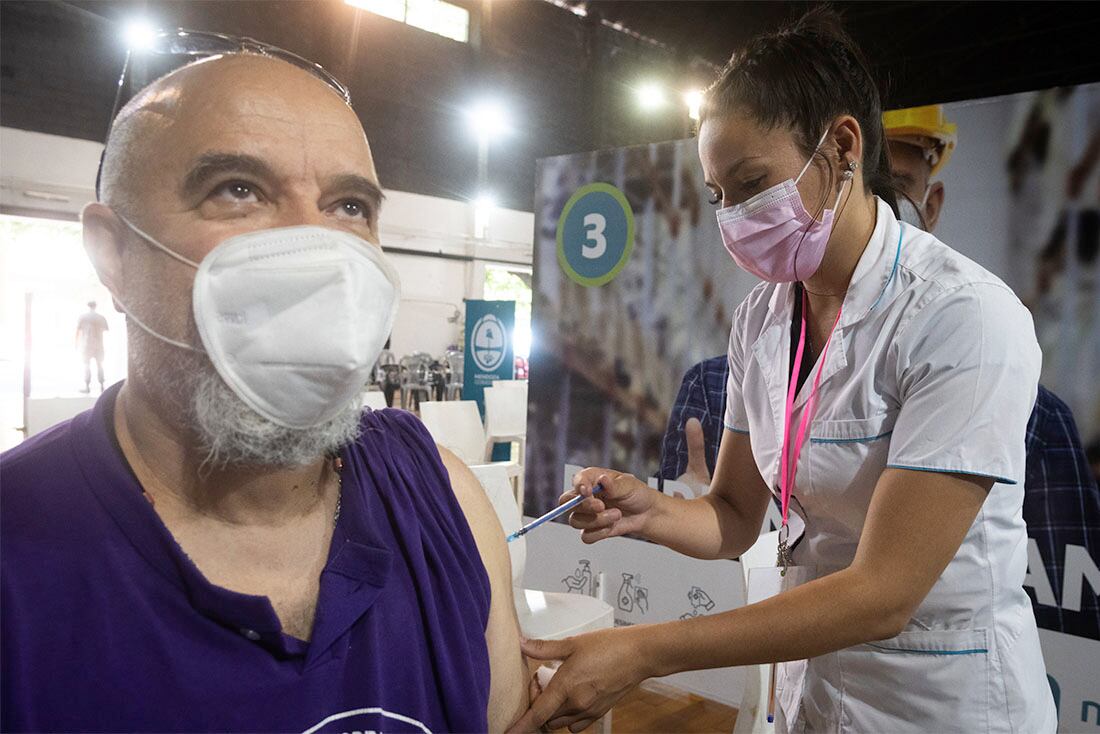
725 198 1057 733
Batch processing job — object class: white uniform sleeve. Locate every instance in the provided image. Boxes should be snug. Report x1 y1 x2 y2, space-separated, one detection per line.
886 283 1041 485
724 302 751 434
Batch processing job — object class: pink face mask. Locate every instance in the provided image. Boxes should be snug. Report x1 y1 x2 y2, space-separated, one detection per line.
716 130 849 283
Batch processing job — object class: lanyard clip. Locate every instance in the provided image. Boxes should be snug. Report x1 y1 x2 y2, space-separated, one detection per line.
776 523 793 576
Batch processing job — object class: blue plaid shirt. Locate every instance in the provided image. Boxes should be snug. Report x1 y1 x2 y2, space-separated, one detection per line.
660 356 728 481
1024 385 1100 639
660 359 1100 640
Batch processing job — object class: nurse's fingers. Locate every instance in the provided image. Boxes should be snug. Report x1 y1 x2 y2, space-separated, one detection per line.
568 507 622 531
580 525 623 544
571 467 627 498
571 468 605 496
547 712 595 732
558 492 605 515
504 686 568 734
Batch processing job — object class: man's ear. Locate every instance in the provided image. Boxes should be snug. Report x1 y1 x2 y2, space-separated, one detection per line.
81 203 128 314
923 181 945 232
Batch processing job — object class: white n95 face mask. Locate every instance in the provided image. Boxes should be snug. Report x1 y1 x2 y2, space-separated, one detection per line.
116 218 401 429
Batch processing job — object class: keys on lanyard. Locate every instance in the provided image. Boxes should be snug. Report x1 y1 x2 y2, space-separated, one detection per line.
777 288 842 576
776 524 795 577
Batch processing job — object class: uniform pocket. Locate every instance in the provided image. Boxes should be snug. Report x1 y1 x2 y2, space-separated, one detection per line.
804 412 896 506
838 628 990 733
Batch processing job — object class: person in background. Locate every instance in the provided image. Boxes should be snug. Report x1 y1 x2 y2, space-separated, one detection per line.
1023 386 1100 639
659 357 726 497
2 47 529 732
881 104 955 231
75 299 109 393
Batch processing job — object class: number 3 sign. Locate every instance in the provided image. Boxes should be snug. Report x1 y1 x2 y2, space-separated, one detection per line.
556 182 635 287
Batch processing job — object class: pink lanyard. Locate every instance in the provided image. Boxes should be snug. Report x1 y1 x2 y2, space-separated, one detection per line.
779 289 843 531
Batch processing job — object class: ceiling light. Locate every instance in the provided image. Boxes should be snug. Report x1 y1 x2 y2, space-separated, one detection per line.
123 18 158 53
467 100 511 142
636 82 666 112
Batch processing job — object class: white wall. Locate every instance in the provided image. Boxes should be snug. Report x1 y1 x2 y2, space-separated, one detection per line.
0 127 534 359
377 189 533 356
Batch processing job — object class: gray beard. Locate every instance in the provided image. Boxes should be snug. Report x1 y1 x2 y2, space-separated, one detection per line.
189 365 363 469
127 313 363 470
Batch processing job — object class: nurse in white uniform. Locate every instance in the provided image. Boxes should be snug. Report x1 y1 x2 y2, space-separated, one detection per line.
510 8 1057 734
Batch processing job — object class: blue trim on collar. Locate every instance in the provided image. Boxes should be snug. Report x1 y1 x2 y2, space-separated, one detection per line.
866 222 904 314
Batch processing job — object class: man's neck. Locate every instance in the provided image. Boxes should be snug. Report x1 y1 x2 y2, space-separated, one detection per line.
114 380 331 527
801 192 878 313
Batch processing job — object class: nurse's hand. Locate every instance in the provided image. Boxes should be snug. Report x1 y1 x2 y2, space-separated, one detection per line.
565 468 657 543
506 627 653 733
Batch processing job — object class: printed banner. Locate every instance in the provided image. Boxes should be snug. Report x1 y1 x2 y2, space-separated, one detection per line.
464 300 515 461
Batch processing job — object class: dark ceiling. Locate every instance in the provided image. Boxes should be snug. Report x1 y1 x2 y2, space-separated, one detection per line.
2 1 1100 211
583 1 1100 108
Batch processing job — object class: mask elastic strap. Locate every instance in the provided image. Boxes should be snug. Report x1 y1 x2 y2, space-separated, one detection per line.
829 176 847 214
112 213 204 352
919 184 932 209
795 128 833 185
116 214 201 269
115 297 204 353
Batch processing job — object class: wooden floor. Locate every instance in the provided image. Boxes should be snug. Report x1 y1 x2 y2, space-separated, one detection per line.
566 681 739 734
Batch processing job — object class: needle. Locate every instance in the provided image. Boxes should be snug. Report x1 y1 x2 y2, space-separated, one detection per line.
506 484 604 543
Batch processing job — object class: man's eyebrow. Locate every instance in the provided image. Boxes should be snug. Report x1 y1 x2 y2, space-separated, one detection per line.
323 173 385 211
181 152 278 199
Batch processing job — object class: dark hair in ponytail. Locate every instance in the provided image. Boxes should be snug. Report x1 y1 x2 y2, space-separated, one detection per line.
700 6 898 215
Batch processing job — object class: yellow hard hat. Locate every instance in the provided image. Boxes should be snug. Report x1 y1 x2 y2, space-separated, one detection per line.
882 104 957 176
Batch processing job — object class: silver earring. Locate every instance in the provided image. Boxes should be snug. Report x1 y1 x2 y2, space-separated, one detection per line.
841 159 858 180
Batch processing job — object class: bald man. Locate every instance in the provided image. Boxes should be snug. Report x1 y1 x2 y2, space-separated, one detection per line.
1 53 528 732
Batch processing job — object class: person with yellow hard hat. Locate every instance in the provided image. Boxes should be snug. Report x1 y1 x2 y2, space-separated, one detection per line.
883 104 957 231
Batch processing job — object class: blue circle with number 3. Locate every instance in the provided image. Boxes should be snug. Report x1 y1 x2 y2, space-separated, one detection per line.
556 183 635 287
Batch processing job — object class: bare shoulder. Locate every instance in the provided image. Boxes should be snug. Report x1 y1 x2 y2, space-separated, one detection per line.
436 446 530 729
437 447 508 553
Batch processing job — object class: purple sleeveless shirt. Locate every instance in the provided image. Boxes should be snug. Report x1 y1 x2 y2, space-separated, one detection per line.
1 383 491 733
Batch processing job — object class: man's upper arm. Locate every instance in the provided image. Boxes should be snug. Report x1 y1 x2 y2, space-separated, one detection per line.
439 448 528 731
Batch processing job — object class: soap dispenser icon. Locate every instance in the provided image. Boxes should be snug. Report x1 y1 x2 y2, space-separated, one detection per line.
617 573 636 613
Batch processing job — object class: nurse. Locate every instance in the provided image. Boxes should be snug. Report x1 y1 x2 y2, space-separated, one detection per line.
510 8 1057 734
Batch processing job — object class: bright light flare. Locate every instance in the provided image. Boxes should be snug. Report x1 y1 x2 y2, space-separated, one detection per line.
636 82 666 112
123 18 158 52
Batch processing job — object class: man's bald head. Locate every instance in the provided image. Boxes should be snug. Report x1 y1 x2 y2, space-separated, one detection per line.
82 51 386 464
99 53 373 222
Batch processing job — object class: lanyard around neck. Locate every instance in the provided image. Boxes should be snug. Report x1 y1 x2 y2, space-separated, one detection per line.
779 288 843 530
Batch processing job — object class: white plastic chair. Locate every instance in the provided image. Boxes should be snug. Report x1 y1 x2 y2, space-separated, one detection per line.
371 349 397 390
483 384 528 510
734 531 780 734
361 391 389 411
445 350 464 401
468 463 615 732
419 400 490 464
399 354 432 410
419 401 521 486
491 378 528 391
